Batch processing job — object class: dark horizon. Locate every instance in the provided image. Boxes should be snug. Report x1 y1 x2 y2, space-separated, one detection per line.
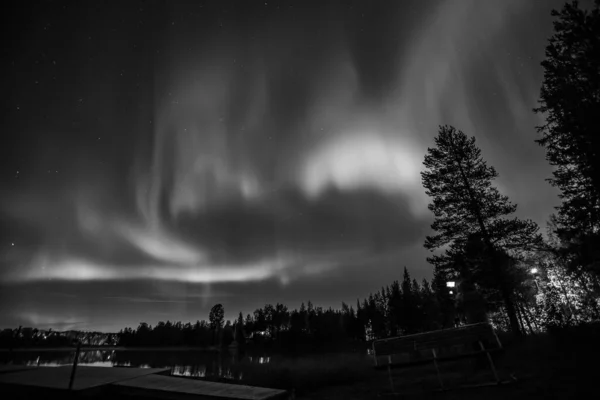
1 0 565 332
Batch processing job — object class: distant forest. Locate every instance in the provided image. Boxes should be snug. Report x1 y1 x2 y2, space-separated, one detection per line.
117 267 454 349
0 267 476 350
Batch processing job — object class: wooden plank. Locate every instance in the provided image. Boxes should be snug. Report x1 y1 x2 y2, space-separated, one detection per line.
0 365 37 374
376 323 490 343
376 338 494 357
431 348 444 390
377 325 493 348
373 324 500 357
372 324 505 392
376 348 505 370
113 374 289 400
0 366 169 391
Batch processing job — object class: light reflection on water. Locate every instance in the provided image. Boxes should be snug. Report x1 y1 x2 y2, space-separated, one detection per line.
171 365 207 378
25 361 114 367
2 349 270 381
247 356 270 364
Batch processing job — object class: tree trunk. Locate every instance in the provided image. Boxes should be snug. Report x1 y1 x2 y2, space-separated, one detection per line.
519 302 536 335
527 305 541 333
501 306 511 330
450 142 522 336
501 287 522 336
557 276 576 323
489 255 522 336
515 301 529 335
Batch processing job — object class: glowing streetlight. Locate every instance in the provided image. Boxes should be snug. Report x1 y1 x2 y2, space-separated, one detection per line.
446 281 455 288
530 268 540 291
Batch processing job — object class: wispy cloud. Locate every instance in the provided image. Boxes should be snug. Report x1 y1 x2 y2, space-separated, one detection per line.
18 312 87 331
103 296 193 304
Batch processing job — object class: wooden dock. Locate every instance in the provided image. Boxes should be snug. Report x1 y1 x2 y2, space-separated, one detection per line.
0 365 290 399
0 365 37 374
113 373 289 399
0 365 169 390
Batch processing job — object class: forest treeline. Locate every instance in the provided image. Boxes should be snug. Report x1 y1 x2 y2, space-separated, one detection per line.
117 267 452 349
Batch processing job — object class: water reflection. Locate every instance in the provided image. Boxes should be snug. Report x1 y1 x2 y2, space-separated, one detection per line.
1 349 271 381
8 350 117 367
25 360 114 368
171 364 207 378
248 356 270 364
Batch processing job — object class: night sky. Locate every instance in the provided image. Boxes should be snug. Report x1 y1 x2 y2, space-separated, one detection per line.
1 0 565 332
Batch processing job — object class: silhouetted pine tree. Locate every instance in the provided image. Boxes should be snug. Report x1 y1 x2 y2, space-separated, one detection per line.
387 280 402 336
421 125 543 335
535 2 600 283
420 279 441 331
431 265 457 328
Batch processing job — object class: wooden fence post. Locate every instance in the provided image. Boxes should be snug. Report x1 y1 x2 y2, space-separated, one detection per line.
68 341 81 390
478 341 499 384
431 349 444 390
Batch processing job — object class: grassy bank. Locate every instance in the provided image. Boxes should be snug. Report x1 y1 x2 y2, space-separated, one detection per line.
231 352 378 396
297 322 600 399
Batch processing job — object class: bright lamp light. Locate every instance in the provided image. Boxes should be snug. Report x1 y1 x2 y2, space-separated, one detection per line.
446 281 455 288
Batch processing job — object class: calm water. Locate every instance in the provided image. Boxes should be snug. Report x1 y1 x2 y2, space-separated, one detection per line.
0 349 272 380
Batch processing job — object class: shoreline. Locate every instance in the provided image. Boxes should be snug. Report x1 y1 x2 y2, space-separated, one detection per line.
0 346 222 352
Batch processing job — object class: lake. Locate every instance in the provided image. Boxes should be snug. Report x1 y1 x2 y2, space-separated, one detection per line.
0 347 378 396
0 348 272 380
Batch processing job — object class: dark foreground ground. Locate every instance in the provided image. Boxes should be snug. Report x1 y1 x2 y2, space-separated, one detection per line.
298 323 600 399
1 323 598 399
